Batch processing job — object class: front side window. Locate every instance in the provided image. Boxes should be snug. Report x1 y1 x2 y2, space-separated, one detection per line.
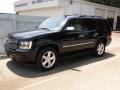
65 18 96 32
39 17 65 31
66 18 82 31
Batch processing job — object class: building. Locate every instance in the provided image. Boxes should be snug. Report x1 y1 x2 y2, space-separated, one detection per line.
14 0 120 30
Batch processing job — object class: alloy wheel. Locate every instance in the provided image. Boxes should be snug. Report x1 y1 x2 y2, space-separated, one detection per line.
41 51 56 68
97 43 105 55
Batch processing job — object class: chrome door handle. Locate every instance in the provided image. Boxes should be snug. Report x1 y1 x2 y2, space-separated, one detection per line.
79 35 84 38
94 33 98 37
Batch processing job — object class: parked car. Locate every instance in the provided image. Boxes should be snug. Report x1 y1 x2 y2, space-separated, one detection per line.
4 15 112 70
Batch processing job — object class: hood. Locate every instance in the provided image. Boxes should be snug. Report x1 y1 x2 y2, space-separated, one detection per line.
8 30 53 40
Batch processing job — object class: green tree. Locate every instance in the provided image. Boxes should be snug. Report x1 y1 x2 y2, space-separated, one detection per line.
86 0 120 8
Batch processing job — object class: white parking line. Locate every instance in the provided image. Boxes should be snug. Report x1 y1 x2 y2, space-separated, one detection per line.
19 75 63 90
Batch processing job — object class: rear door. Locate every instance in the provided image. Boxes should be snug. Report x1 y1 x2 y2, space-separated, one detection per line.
78 18 98 48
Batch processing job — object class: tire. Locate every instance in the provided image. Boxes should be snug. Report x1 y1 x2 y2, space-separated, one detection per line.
94 41 105 57
36 47 58 71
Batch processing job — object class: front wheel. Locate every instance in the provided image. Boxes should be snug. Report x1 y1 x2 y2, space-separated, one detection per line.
36 47 58 70
94 41 105 57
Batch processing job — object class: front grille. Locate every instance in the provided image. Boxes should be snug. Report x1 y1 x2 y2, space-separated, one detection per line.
6 38 18 49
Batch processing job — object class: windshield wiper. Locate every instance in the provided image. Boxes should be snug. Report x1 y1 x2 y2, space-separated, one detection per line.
39 28 51 31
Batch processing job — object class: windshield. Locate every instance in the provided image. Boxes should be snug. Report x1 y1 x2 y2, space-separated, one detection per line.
39 17 65 31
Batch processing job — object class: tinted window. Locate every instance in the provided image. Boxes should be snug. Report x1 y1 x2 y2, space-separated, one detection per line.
94 19 108 30
66 18 82 31
104 20 111 30
80 19 96 31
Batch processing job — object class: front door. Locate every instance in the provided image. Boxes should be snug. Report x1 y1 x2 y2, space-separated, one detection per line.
61 18 86 52
61 18 97 52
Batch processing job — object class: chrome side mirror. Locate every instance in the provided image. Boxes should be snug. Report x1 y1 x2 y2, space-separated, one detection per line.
66 27 75 31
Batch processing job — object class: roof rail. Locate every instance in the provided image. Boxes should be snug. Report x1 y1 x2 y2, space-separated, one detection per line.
79 15 103 18
64 14 81 17
64 14 103 18
91 16 103 18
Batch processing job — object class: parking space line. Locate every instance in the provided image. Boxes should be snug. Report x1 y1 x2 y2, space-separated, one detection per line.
19 75 63 90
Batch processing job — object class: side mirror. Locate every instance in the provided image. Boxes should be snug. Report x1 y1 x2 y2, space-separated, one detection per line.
66 27 75 31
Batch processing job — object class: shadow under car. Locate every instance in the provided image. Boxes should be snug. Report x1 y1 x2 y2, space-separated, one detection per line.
6 52 115 78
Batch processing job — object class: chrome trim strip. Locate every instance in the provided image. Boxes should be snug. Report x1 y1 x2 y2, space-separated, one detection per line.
63 42 94 48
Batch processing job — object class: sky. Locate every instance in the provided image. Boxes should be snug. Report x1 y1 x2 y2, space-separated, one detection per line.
0 0 17 14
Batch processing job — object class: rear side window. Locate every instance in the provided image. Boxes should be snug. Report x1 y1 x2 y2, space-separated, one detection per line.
104 20 111 30
80 19 96 31
94 19 109 30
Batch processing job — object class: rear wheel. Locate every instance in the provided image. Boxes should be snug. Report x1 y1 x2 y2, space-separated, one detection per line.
94 41 105 57
36 47 58 70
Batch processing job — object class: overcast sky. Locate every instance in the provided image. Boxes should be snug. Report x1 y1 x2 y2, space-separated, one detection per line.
0 0 17 14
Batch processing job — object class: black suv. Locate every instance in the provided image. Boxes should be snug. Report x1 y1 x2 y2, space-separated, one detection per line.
5 15 112 70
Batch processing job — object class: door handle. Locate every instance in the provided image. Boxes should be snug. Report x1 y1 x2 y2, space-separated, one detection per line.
78 35 84 38
94 33 98 37
67 32 74 35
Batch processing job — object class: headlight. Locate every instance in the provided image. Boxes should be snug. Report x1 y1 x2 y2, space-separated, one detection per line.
19 41 32 50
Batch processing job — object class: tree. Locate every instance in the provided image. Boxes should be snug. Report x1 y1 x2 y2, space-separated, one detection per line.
86 0 120 8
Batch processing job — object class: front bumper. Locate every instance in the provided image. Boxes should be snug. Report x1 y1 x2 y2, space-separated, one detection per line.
5 44 38 63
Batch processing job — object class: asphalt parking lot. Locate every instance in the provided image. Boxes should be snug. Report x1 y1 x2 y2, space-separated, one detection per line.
0 32 120 90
